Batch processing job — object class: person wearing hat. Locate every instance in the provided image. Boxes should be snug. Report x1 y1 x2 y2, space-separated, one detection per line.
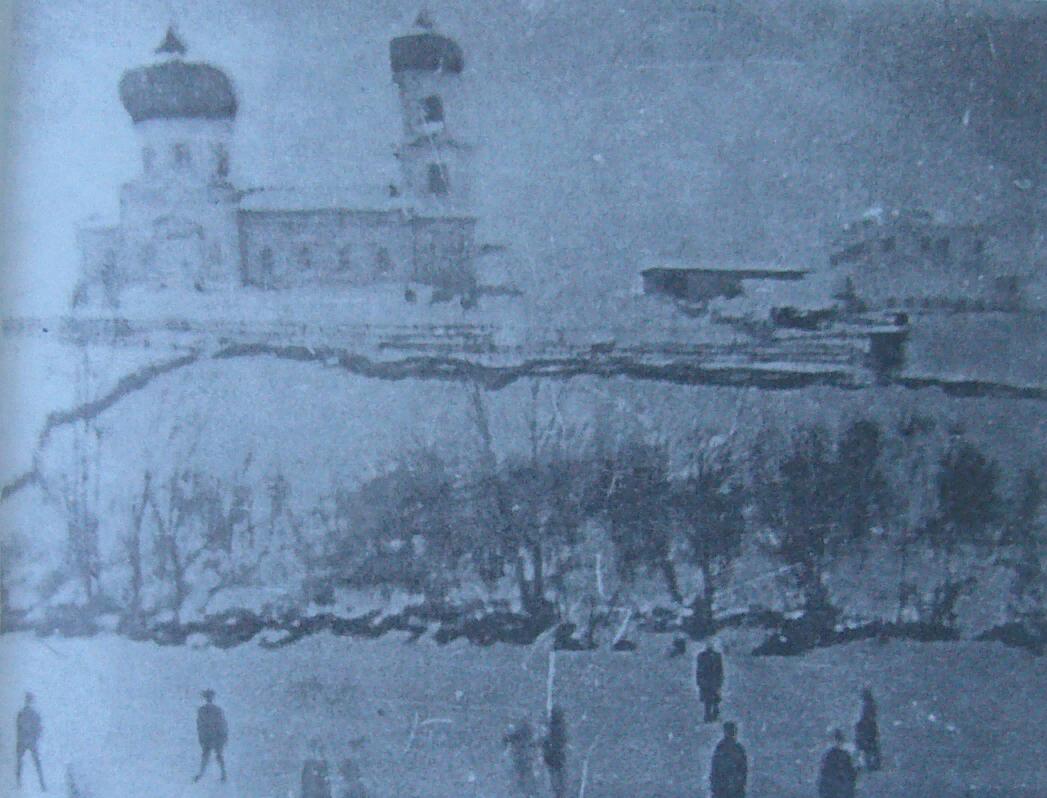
817 729 857 798
193 689 228 783
709 721 748 798
15 691 46 791
854 687 881 771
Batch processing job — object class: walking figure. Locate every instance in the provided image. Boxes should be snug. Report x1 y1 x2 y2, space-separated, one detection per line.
301 738 332 798
541 706 568 798
854 687 882 772
709 721 747 798
817 729 857 798
695 643 725 722
16 692 46 791
193 689 228 783
503 718 539 798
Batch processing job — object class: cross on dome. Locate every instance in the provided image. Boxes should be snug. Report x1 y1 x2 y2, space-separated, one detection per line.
155 25 187 57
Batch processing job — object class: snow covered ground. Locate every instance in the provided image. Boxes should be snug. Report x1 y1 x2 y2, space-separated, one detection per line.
1 633 1044 798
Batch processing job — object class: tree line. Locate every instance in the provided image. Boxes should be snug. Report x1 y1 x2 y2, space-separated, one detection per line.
6 399 1045 651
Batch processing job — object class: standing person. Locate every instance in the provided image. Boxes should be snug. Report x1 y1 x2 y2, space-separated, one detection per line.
709 721 747 798
16 692 46 791
301 738 332 798
503 717 539 798
193 689 228 783
695 642 725 722
541 706 568 798
817 729 857 798
854 688 881 772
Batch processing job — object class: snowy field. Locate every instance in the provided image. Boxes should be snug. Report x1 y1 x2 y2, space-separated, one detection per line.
1 633 1045 798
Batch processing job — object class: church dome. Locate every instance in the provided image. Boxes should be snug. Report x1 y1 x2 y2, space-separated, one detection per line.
119 28 237 123
390 10 464 75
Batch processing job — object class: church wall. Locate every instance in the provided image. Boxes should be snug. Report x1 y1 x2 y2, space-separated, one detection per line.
238 209 413 288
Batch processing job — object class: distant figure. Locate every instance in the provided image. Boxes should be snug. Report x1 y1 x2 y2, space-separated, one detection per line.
193 689 228 783
817 729 858 798
301 738 332 798
695 643 725 722
337 757 369 798
709 721 747 798
503 718 539 798
854 688 882 772
541 706 568 798
16 692 46 791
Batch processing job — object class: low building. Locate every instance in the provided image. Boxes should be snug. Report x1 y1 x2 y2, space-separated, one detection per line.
827 207 1026 310
641 260 807 304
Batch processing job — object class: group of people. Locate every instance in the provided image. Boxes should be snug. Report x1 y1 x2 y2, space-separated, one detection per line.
695 643 883 798
502 705 570 798
14 647 883 798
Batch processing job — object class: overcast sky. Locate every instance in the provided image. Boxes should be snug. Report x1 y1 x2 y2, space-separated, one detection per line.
2 0 1044 314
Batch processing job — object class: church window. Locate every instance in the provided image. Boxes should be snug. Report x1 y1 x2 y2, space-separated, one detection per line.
214 144 229 178
173 143 191 168
427 163 449 195
139 242 157 267
338 244 353 272
143 147 156 173
422 95 444 124
297 244 313 270
259 247 274 288
374 247 393 276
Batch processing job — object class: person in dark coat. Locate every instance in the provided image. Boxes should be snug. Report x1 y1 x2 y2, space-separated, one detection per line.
695 643 725 722
854 687 881 772
817 729 858 798
503 717 539 798
193 689 228 783
541 705 568 798
301 738 332 798
709 721 747 798
16 692 46 791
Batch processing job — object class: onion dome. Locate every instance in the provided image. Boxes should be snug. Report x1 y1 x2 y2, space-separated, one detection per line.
119 27 237 123
390 10 464 75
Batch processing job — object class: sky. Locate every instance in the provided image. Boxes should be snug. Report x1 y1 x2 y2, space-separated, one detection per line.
1 0 1045 314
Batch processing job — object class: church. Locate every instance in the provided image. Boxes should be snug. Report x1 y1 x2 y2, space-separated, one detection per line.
75 12 477 307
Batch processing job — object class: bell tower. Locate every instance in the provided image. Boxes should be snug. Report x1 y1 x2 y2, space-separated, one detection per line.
389 10 472 212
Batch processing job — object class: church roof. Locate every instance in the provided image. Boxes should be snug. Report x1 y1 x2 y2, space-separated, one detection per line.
119 28 237 123
390 11 464 75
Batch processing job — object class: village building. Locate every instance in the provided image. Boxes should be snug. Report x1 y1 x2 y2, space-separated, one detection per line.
827 207 1028 311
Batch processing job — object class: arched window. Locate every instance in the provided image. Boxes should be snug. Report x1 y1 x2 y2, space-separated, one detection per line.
427 163 449 196
259 247 274 288
421 95 444 124
374 247 393 277
143 146 156 173
338 244 353 272
173 142 191 168
214 143 229 178
297 244 312 270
